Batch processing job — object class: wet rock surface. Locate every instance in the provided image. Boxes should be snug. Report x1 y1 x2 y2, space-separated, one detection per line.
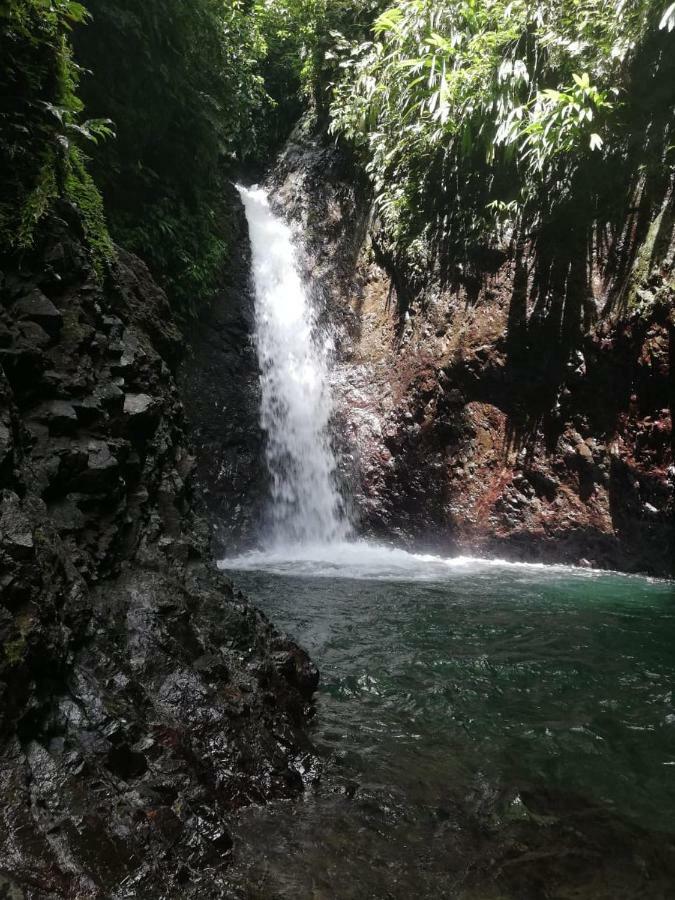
0 208 317 898
270 124 674 578
178 184 268 555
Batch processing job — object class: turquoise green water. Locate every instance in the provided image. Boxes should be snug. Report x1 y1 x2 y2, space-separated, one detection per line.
223 550 675 898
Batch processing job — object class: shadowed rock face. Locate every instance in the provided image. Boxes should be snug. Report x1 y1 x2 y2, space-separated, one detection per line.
0 205 317 898
267 124 674 578
178 185 268 556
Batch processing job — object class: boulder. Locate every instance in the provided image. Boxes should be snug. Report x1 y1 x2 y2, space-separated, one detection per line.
72 396 104 425
31 400 79 436
17 320 51 349
93 381 124 412
112 330 146 375
124 393 160 437
74 441 120 493
0 422 12 469
272 643 320 699
0 493 34 561
12 290 63 336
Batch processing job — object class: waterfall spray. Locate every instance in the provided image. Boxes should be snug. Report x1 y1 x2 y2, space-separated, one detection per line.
237 185 349 546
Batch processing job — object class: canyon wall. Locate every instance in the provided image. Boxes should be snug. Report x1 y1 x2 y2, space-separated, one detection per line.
179 186 268 554
270 126 674 577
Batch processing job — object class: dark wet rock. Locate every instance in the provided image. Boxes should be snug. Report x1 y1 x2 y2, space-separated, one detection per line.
72 440 120 493
271 643 320 700
0 491 34 560
0 343 47 399
93 380 124 411
48 496 86 533
30 399 79 435
178 182 267 554
112 329 146 376
0 421 12 470
17 319 51 348
105 743 149 779
123 392 161 437
12 289 63 336
523 466 560 500
71 395 104 425
0 212 318 898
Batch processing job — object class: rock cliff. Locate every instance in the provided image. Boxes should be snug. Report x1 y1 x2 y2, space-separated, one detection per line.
0 204 317 898
179 186 268 554
270 125 674 577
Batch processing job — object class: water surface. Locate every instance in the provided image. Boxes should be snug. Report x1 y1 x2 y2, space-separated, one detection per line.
223 546 675 898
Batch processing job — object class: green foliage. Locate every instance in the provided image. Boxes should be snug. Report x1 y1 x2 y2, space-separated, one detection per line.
73 0 272 311
252 0 387 128
0 0 113 261
329 0 674 278
2 0 359 309
68 0 383 309
497 73 614 172
252 0 313 148
64 146 114 273
4 0 672 318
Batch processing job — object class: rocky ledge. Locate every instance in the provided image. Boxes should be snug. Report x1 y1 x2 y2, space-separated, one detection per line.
0 205 317 898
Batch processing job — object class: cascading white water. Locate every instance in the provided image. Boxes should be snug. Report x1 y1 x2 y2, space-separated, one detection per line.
225 188 622 578
237 185 349 546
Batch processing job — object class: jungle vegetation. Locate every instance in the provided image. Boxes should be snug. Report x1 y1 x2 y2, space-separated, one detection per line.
329 0 675 296
1 0 673 312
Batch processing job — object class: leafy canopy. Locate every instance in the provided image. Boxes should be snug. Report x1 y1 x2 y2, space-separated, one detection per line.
329 0 673 277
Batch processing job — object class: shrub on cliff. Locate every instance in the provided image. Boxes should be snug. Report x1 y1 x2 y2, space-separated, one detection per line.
0 0 113 269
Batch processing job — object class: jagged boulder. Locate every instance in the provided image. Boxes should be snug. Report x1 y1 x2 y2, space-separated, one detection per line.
12 289 63 336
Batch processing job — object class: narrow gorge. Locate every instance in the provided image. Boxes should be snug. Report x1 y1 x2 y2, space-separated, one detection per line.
1 1 674 898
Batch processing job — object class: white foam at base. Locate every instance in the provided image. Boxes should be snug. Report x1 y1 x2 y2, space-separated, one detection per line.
219 540 649 583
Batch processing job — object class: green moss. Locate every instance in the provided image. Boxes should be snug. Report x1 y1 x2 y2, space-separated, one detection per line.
16 151 60 249
0 2 114 274
3 636 27 666
64 147 115 275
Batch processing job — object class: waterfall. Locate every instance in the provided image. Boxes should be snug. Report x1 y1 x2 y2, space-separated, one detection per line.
237 185 349 546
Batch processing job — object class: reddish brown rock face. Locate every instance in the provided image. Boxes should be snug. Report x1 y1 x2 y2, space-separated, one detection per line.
334 263 672 575
269 130 674 578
